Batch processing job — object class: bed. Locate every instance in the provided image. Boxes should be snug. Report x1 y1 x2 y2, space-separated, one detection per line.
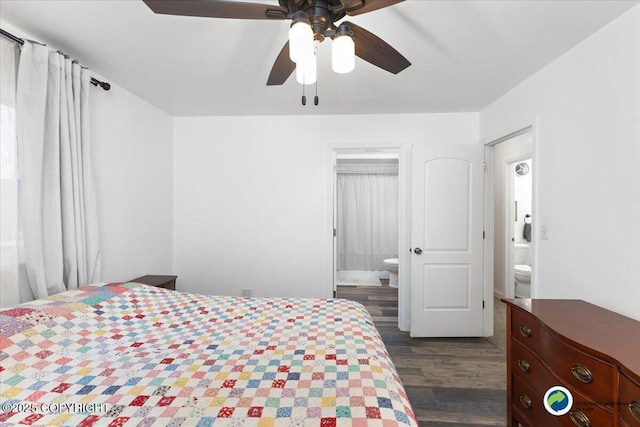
0 282 417 427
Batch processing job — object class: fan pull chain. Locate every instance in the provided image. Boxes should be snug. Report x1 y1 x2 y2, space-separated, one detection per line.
301 82 306 105
314 81 319 106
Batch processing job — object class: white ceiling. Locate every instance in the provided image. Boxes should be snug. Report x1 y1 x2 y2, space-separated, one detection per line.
1 0 637 116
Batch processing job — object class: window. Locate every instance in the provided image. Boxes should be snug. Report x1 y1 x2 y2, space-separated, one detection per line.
0 37 22 307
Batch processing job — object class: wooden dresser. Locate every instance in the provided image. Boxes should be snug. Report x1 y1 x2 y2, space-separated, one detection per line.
502 299 640 427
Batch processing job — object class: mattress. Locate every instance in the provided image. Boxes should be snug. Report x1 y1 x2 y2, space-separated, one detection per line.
0 283 417 427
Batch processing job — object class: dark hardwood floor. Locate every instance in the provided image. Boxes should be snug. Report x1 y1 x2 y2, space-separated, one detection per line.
337 283 507 427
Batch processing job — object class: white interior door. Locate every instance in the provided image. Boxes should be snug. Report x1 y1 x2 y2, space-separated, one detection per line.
410 144 485 337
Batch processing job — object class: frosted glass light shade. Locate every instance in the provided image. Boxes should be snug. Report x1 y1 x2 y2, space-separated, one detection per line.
332 35 355 73
296 54 317 85
289 21 314 64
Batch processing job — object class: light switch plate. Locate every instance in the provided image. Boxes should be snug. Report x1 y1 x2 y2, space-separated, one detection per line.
541 224 549 240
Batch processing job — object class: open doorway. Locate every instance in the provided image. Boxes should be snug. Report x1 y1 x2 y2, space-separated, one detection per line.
335 155 399 288
328 145 410 331
486 128 534 300
509 157 533 298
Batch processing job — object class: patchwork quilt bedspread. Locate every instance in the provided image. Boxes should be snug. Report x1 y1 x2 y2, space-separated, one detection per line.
0 283 417 427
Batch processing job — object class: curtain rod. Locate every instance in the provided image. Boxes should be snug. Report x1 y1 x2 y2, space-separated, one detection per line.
0 28 111 91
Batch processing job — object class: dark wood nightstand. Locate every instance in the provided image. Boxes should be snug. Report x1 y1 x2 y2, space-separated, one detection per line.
130 275 177 290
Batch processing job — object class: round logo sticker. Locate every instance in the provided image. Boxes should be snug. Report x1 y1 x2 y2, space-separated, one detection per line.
543 386 573 416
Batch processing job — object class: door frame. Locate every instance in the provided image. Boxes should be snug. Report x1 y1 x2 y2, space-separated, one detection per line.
483 119 539 335
327 142 411 331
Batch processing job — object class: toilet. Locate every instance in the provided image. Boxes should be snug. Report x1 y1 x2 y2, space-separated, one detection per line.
383 258 399 288
513 243 531 298
514 265 531 298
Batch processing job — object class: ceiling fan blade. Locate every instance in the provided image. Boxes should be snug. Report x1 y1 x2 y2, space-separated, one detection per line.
345 21 410 74
267 41 296 86
346 0 404 16
143 0 289 20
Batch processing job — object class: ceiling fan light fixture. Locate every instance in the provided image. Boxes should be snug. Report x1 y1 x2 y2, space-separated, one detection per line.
289 12 314 64
332 25 355 74
296 53 317 85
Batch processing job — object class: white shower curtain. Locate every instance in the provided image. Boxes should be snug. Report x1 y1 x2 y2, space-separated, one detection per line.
16 41 101 299
337 173 398 271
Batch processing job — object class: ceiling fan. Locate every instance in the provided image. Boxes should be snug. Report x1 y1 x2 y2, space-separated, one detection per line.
142 0 411 86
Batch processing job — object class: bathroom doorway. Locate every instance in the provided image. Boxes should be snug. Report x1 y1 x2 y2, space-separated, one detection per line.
335 155 399 288
328 145 410 331
487 129 534 299
508 157 533 298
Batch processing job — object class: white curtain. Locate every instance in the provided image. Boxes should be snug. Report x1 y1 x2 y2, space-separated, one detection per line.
0 36 29 308
16 41 101 299
337 173 398 271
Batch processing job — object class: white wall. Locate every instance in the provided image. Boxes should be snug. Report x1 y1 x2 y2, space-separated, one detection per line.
481 5 640 320
174 113 478 298
493 132 532 297
91 82 174 282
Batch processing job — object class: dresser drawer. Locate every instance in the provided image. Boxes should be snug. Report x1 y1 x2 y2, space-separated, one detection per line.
512 374 563 426
562 405 613 427
511 339 558 395
620 373 640 426
512 308 545 349
512 414 532 427
511 308 615 403
511 340 614 424
513 373 613 427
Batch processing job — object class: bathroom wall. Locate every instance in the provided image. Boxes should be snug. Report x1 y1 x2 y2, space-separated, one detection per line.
481 4 640 320
493 133 532 298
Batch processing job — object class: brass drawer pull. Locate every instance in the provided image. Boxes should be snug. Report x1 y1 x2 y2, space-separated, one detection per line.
569 409 591 427
519 325 532 338
519 394 532 409
630 401 640 422
571 364 593 383
517 359 530 373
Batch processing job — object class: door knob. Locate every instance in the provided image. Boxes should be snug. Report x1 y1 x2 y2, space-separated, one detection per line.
414 247 422 255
